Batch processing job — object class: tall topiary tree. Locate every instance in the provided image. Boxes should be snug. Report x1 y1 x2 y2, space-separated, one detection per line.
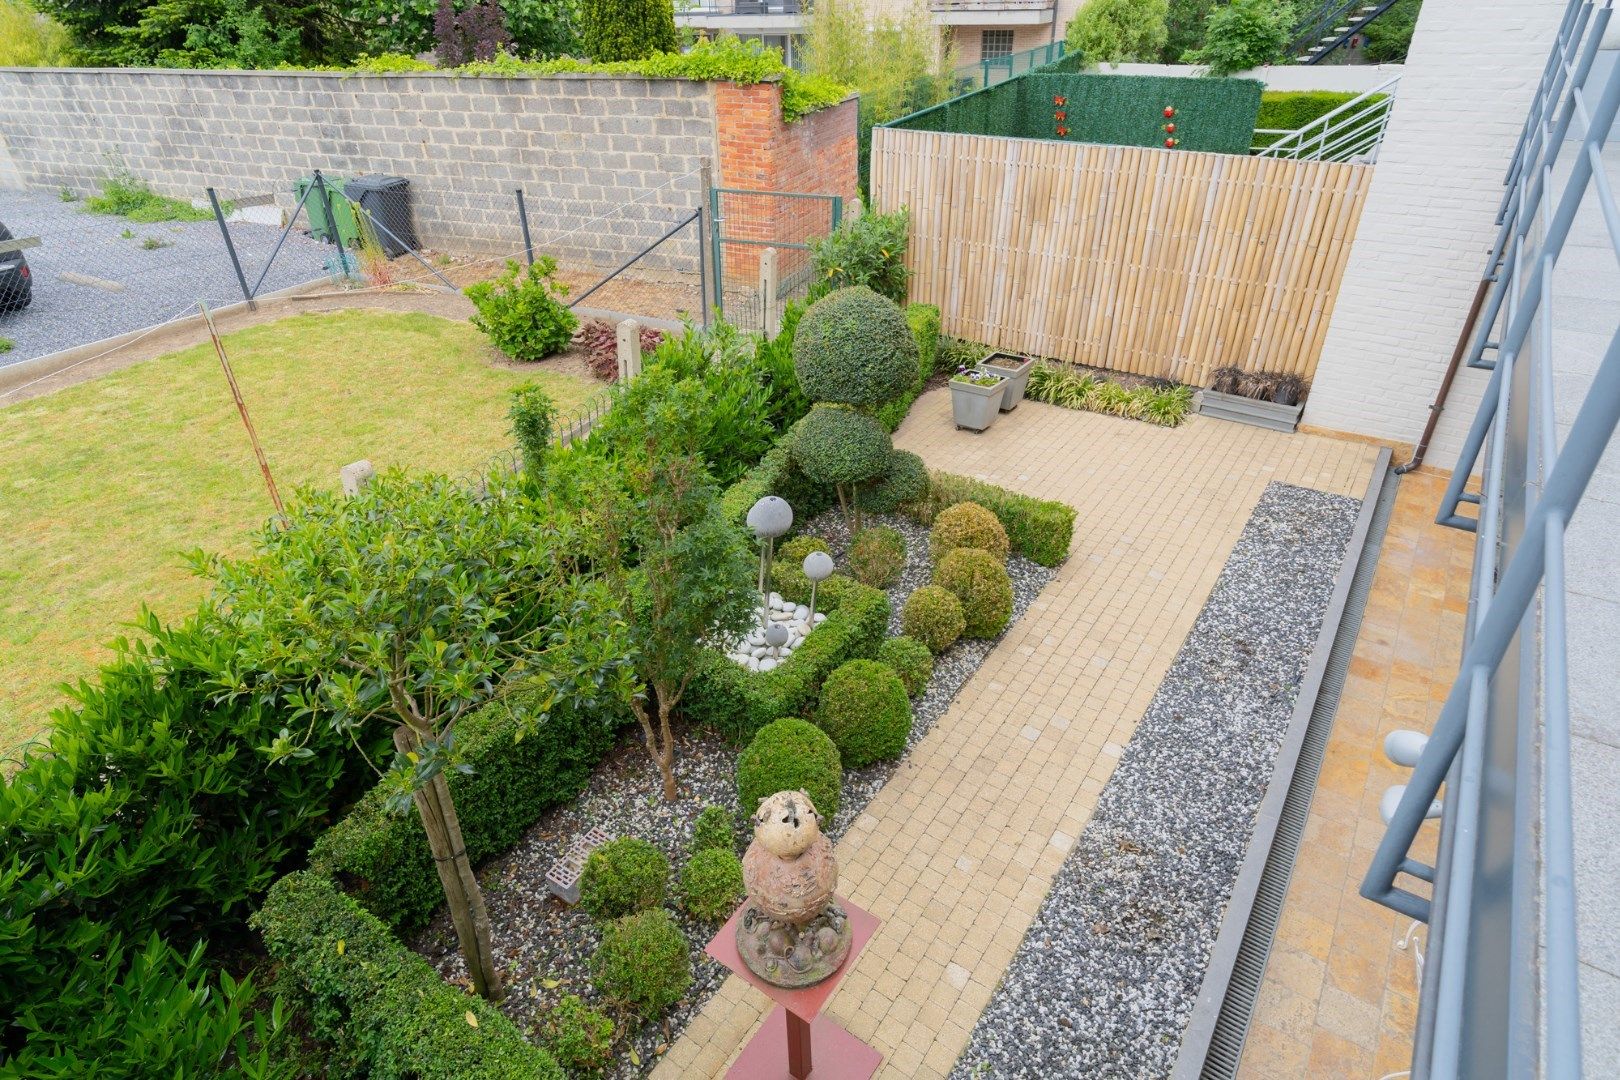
1067 0 1170 65
1183 0 1296 74
581 0 676 62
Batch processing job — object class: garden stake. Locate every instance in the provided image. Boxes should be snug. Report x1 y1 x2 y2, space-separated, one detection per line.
201 301 284 518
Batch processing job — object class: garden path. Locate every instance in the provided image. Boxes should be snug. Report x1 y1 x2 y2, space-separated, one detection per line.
653 389 1381 1078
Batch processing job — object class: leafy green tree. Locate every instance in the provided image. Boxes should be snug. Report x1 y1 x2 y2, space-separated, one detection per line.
580 0 676 62
1066 0 1169 66
0 0 76 65
345 0 580 59
202 471 635 998
1183 0 1295 75
36 0 362 66
1162 0 1216 62
1362 0 1419 63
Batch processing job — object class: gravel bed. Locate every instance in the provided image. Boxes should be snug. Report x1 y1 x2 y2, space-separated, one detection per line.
951 482 1359 1080
0 190 331 366
411 508 1057 1076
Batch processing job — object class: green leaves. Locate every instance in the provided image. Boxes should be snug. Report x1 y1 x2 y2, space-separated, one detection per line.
806 211 913 308
465 257 578 363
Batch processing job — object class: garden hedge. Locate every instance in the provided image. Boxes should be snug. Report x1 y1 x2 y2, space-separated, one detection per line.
719 441 836 532
254 872 563 1080
877 303 943 431
906 471 1077 567
1253 90 1390 153
682 577 890 744
310 687 627 932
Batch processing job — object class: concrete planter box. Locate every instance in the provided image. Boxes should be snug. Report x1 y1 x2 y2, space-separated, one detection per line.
980 352 1034 410
951 373 1008 431
1196 389 1305 433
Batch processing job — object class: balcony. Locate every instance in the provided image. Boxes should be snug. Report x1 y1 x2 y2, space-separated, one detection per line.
929 0 1056 25
674 0 808 34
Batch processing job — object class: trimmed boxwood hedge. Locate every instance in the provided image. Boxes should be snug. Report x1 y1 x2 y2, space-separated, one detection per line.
682 577 889 744
254 871 563 1080
1253 90 1391 155
718 441 836 531
876 303 943 431
906 471 1076 567
309 687 628 932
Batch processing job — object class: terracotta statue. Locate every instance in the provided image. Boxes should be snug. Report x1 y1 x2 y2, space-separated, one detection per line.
736 790 852 988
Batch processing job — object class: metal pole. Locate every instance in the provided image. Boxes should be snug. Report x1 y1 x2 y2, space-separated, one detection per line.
569 209 700 309
248 179 320 299
207 187 255 308
353 203 457 290
699 157 717 326
201 301 284 517
310 169 353 279
515 188 535 266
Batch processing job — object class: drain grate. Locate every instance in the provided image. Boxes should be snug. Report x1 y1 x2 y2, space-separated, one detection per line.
1196 464 1402 1078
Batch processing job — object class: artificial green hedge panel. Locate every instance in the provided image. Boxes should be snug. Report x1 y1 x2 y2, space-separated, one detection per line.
310 687 626 932
254 872 564 1080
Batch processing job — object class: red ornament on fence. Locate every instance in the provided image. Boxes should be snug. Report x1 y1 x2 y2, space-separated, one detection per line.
1165 122 1175 134
1164 105 1176 118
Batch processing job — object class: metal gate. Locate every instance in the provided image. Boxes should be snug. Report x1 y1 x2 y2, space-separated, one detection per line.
708 188 842 333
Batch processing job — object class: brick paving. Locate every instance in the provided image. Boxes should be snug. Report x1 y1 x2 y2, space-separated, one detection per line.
653 389 1381 1079
1239 469 1472 1079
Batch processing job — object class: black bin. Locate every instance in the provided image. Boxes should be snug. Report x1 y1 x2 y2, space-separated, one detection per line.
343 175 419 257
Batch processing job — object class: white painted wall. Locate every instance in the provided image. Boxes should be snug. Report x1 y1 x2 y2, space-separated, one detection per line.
1301 0 1569 466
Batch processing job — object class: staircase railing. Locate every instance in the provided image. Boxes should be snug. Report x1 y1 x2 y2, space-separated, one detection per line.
950 39 1068 91
1289 0 1402 64
1252 76 1399 161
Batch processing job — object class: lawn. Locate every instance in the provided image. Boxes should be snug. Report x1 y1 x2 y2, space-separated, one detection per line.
0 308 594 752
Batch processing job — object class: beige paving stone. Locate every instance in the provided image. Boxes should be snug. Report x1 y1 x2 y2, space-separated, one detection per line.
652 395 1379 1078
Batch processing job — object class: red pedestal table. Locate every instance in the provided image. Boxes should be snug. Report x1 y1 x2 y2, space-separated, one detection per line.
705 896 882 1080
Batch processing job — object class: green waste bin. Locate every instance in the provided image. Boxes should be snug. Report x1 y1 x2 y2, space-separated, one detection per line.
295 174 361 248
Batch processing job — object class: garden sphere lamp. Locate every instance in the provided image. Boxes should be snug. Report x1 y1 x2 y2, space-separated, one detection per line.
747 496 794 629
803 550 835 626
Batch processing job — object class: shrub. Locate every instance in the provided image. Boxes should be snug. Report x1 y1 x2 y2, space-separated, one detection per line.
465 256 578 362
0 0 76 67
1184 0 1294 75
906 303 942 381
434 0 508 65
772 533 834 603
575 317 666 381
878 636 934 697
792 287 920 408
542 995 614 1077
861 449 930 514
900 584 966 653
719 442 836 533
737 717 844 822
580 0 676 61
508 383 556 475
807 207 912 305
791 404 893 487
84 171 213 222
681 848 747 922
930 501 1010 563
1362 0 1418 63
691 804 737 855
579 838 670 922
588 362 774 488
1024 362 1193 426
849 525 907 587
254 872 563 1079
591 909 692 1020
935 547 1014 638
1067 0 1169 65
907 472 1077 567
816 659 912 767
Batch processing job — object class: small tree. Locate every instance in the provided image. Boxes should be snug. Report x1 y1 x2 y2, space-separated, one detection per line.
204 472 634 999
1066 0 1169 66
508 383 556 477
580 0 676 62
1183 0 1295 75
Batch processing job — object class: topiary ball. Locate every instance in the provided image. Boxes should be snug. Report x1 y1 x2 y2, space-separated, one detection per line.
877 636 934 697
930 501 1010 563
578 837 669 922
690 805 736 856
816 659 912 768
772 534 833 603
861 449 931 515
737 717 843 823
935 547 1013 638
849 526 907 588
591 909 691 1020
542 994 614 1076
901 584 966 653
791 405 893 488
680 848 746 922
792 286 921 408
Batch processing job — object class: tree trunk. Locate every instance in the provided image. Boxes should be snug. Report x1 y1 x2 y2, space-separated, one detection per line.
393 725 504 1001
632 695 679 802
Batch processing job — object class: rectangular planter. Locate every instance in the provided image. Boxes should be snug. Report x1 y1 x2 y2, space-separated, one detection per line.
980 352 1034 410
1196 388 1305 433
950 373 1008 431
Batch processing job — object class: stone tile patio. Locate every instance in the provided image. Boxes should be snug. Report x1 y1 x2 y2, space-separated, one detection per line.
652 390 1381 1078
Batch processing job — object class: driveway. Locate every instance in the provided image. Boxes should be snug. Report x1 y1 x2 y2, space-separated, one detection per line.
0 189 333 367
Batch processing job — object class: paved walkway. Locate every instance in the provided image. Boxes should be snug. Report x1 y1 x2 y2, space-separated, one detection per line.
654 389 1380 1078
1238 470 1472 1078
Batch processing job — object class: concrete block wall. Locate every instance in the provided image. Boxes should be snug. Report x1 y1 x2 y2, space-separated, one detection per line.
1300 0 1568 467
0 68 726 271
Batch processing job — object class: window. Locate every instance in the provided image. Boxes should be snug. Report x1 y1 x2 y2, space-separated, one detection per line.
981 29 1015 60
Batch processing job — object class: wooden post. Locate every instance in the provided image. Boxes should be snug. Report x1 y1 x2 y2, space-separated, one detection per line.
786 1010 813 1078
761 246 780 338
616 318 643 381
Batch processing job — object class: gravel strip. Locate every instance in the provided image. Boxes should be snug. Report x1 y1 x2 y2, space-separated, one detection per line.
0 191 331 366
951 482 1359 1080
411 509 1057 1076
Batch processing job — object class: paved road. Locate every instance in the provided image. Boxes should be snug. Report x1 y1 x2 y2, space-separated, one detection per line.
0 190 334 367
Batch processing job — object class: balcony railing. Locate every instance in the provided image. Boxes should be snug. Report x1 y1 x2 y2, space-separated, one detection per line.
677 1 805 16
1359 0 1619 1076
951 40 1067 91
930 0 1054 11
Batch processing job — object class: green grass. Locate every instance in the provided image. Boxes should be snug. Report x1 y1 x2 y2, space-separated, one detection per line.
0 309 593 752
0 338 12 353
83 174 215 223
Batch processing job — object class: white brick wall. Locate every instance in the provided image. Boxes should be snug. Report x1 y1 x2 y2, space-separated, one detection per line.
1301 0 1567 468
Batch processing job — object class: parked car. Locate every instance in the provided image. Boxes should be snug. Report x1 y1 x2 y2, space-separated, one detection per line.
0 220 33 311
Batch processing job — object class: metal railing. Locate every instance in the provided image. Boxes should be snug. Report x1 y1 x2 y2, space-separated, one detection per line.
951 40 1068 91
676 1 805 15
1252 77 1399 162
1359 1 1619 1076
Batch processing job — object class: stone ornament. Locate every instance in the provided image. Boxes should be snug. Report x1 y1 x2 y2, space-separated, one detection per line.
737 790 852 988
746 495 793 539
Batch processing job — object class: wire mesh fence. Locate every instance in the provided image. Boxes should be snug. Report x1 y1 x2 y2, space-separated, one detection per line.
710 187 842 335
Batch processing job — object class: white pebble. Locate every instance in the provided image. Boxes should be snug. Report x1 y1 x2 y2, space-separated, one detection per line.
794 605 809 621
759 658 778 672
813 612 827 624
